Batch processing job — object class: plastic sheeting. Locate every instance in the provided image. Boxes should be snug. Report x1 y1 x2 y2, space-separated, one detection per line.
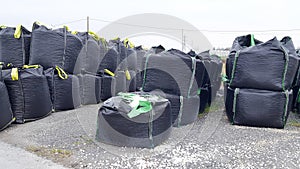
0 66 14 130
0 26 31 66
227 35 299 91
99 75 116 101
29 23 83 74
142 49 198 97
78 74 101 105
96 92 172 148
45 68 81 111
225 87 292 128
2 66 52 123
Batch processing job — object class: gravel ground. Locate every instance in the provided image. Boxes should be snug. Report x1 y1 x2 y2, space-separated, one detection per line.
0 91 299 169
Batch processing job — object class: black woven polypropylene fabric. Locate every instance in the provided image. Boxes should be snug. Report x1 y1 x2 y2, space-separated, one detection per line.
227 35 299 91
45 68 81 111
225 87 292 128
2 66 52 123
0 67 14 130
29 23 83 74
0 26 31 66
96 92 172 148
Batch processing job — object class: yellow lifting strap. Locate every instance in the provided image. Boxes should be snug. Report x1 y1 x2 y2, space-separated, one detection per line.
23 65 39 69
112 37 120 41
88 31 100 41
11 68 19 81
55 66 68 80
123 38 135 48
71 31 78 35
14 24 22 39
104 69 115 77
0 25 7 29
125 70 131 80
63 25 70 32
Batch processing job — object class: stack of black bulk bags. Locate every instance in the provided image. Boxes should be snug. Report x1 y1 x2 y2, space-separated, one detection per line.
123 39 137 92
0 64 14 130
96 92 172 148
45 66 81 111
0 25 31 66
108 38 128 94
75 32 105 105
2 65 52 123
98 46 118 101
142 48 200 127
225 35 298 128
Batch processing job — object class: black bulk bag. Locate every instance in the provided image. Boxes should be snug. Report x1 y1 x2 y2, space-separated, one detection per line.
225 87 292 128
76 32 102 74
227 35 298 91
96 92 172 148
0 64 14 130
99 74 116 101
115 71 127 94
126 46 137 71
109 38 127 71
98 47 119 74
29 22 83 74
2 65 52 123
0 25 31 66
149 45 165 54
187 50 206 89
142 50 198 97
150 91 200 127
127 70 136 92
45 66 81 111
78 74 101 105
199 86 210 114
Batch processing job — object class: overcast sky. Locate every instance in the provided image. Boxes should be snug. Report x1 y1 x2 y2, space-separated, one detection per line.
1 0 299 49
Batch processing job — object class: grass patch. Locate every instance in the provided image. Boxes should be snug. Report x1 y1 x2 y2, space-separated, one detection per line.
288 120 300 127
26 146 72 159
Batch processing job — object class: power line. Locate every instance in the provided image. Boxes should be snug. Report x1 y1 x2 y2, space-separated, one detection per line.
53 17 300 33
52 18 86 27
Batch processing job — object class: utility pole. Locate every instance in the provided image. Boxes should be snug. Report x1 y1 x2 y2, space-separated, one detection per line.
87 16 90 33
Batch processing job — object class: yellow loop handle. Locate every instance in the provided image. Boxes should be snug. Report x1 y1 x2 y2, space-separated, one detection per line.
0 25 7 29
71 31 78 35
55 66 68 80
112 37 120 41
125 70 131 80
88 31 100 41
104 69 115 77
63 25 70 32
14 24 22 39
23 65 40 69
11 68 19 81
124 38 135 48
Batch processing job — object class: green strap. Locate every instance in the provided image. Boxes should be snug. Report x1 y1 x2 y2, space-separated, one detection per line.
283 90 289 124
118 93 153 118
229 51 240 86
197 88 201 95
142 53 151 91
187 57 196 98
127 100 152 118
250 34 255 46
221 74 228 82
232 88 240 124
280 45 289 91
177 96 184 127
